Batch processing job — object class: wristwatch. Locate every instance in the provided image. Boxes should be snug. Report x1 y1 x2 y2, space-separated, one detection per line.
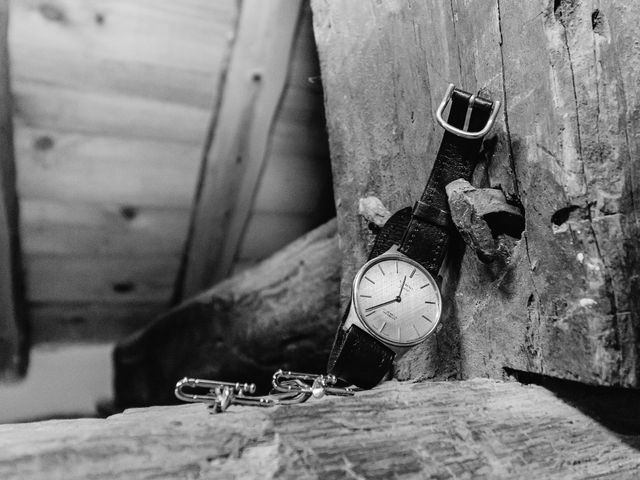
327 84 500 389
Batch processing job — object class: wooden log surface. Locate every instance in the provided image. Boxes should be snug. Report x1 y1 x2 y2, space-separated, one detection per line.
114 219 340 407
1 379 639 479
311 0 640 387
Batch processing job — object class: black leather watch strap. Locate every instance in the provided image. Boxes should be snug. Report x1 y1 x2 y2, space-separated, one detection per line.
328 87 496 389
399 89 494 276
327 322 394 390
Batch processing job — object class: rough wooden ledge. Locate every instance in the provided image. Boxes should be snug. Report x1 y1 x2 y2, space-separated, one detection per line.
1 379 638 479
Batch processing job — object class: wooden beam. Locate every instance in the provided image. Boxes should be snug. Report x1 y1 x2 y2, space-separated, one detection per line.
179 0 304 298
0 0 26 380
1 379 639 478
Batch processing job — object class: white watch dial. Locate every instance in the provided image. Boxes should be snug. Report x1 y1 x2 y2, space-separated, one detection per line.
353 254 441 347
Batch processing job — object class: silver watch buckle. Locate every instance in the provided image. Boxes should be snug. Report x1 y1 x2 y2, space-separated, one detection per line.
435 83 501 139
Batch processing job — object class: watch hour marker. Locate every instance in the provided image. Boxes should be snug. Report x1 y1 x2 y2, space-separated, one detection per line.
366 310 376 317
409 268 416 278
378 265 385 275
378 321 386 332
397 326 401 341
365 276 375 285
420 283 430 289
425 301 435 304
360 294 372 298
422 315 432 323
413 324 421 336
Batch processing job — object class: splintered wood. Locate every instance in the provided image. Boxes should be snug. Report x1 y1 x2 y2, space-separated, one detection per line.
0 380 638 479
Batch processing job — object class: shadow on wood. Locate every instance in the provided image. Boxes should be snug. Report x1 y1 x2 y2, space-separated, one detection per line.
113 219 340 408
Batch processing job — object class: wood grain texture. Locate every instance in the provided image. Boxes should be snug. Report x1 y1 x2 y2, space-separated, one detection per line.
29 303 163 345
15 128 201 207
114 219 340 407
9 0 235 108
1 379 639 479
9 0 239 344
311 0 640 387
0 0 26 380
21 200 190 257
26 256 178 303
181 0 304 295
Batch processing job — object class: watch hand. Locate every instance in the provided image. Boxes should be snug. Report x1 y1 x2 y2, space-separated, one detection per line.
365 297 399 312
397 276 407 299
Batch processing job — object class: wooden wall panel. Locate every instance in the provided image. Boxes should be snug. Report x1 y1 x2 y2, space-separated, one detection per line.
9 0 239 344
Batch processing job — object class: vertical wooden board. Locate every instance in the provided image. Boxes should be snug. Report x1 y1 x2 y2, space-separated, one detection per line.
180 0 304 297
0 0 26 380
250 6 334 219
312 0 640 387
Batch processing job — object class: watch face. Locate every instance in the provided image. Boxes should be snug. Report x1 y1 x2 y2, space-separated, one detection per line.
352 253 442 347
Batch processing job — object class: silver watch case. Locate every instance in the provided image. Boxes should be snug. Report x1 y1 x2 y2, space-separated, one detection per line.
343 249 442 354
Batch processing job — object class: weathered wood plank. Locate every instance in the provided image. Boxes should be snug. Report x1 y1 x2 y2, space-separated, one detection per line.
311 0 640 387
9 0 236 76
1 379 639 479
114 219 339 407
29 303 163 345
13 81 211 143
15 128 200 207
26 256 178 303
180 0 304 295
21 200 190 257
0 0 26 380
